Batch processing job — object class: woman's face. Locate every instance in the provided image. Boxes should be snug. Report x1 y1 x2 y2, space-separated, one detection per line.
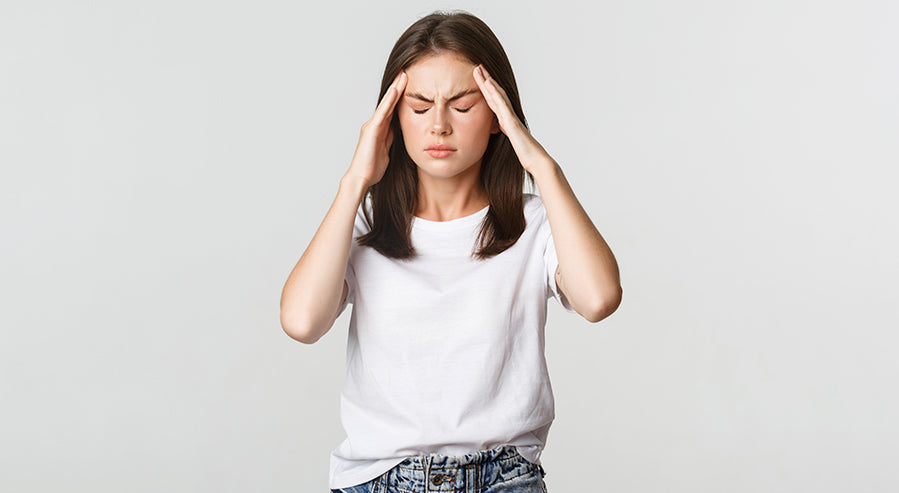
397 51 499 181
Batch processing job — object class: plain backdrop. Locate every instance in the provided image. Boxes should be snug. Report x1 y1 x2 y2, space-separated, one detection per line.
2 1 897 492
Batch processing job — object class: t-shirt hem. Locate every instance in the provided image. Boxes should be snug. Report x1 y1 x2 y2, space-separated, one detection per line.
329 456 407 490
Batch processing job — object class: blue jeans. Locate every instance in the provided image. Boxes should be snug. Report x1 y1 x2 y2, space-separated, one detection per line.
330 445 548 493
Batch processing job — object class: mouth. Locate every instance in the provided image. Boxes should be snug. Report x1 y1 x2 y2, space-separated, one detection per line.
425 144 457 151
425 148 456 158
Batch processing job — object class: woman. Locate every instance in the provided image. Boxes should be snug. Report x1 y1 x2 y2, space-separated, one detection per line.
280 10 622 493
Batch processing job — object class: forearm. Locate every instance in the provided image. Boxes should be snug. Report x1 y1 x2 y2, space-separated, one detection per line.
280 175 368 343
530 158 622 321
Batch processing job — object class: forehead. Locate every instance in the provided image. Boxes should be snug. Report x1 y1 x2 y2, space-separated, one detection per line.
404 52 477 97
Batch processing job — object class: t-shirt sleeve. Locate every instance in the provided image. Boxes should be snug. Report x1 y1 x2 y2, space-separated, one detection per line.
541 202 577 314
335 198 368 319
335 259 356 320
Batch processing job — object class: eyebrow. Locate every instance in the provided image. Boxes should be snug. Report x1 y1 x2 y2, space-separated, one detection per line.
404 88 480 103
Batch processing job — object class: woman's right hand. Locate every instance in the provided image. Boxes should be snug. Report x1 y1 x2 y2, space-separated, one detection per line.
344 71 407 188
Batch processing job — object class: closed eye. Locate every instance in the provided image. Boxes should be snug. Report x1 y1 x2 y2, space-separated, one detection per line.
413 107 472 114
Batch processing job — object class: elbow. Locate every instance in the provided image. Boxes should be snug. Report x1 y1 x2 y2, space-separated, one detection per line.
280 312 323 345
585 285 623 323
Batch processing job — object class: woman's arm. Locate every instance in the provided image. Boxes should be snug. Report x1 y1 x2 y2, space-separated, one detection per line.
533 160 622 323
472 64 622 323
280 71 407 343
279 176 367 344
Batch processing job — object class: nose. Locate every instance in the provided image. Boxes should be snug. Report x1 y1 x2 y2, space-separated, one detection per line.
430 106 452 135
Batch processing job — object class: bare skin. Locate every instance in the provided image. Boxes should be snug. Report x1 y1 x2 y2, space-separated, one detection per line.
279 71 408 344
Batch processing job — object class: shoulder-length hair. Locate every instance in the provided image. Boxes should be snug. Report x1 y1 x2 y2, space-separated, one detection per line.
357 10 536 261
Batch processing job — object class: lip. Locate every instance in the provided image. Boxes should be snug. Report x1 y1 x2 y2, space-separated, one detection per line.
426 149 456 158
425 144 457 151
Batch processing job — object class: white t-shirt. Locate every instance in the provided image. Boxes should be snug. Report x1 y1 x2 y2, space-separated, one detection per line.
329 192 575 489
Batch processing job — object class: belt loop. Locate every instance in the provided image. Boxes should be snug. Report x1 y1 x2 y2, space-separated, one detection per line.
424 453 432 491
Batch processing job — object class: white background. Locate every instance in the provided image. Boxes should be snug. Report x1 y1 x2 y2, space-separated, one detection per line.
2 1 897 491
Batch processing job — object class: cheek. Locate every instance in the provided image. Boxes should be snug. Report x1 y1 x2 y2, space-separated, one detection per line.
464 109 495 134
398 106 423 133
397 109 414 135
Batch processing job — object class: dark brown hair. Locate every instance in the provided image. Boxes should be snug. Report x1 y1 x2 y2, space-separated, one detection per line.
358 10 535 261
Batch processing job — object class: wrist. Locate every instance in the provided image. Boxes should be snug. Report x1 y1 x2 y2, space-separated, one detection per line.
528 156 560 182
339 174 371 199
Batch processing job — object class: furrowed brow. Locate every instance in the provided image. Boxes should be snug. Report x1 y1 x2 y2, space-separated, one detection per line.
405 88 479 103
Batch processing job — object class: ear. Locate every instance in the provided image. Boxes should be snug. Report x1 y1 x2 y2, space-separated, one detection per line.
490 114 500 134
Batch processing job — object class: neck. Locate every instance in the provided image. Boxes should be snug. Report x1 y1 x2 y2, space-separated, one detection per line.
414 171 489 222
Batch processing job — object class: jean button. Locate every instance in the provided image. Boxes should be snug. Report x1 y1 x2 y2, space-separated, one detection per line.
431 474 446 485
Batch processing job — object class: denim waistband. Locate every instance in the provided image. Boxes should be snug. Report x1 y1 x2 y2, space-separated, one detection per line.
396 444 521 470
382 445 546 492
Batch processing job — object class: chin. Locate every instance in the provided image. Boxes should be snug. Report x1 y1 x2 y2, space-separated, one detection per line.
416 166 460 179
420 166 481 181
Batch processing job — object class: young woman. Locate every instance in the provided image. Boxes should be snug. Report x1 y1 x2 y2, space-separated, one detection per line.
280 10 622 493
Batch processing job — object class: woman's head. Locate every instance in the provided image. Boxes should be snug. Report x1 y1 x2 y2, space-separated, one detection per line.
358 10 533 261
380 10 528 179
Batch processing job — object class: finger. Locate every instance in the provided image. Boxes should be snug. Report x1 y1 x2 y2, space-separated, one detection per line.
374 72 407 125
474 65 508 120
473 65 498 110
479 66 518 125
373 73 401 121
389 71 408 113
475 66 504 112
478 65 510 104
473 65 488 91
475 64 496 88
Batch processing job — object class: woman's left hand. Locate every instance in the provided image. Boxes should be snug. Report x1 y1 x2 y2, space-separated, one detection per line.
473 64 551 173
